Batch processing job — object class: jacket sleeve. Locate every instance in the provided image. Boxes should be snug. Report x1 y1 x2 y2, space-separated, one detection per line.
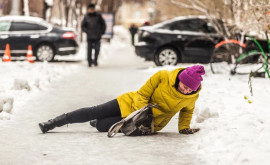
81 16 87 33
133 70 163 110
100 15 106 35
178 98 198 131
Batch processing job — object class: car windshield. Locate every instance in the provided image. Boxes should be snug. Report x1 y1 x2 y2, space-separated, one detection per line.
39 20 52 27
152 19 176 29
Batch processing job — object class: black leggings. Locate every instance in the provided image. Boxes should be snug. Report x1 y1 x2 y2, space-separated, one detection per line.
66 99 122 132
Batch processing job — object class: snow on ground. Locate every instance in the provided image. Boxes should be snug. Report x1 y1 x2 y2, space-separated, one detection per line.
0 25 270 165
0 61 79 120
142 64 270 165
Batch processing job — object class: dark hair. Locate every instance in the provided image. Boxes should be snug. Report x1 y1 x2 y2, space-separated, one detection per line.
174 70 196 94
88 3 96 9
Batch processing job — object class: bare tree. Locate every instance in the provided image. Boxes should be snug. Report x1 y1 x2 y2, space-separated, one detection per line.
171 0 208 13
23 0 29 16
232 0 270 37
171 0 270 40
170 0 233 40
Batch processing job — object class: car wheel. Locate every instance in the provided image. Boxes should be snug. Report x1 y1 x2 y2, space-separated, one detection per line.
35 44 55 62
155 47 179 66
210 45 236 74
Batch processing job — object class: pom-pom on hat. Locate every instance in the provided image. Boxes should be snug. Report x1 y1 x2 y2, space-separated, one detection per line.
178 65 205 91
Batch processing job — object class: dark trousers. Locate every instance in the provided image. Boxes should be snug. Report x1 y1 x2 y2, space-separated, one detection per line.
66 99 122 132
87 39 101 65
131 34 135 46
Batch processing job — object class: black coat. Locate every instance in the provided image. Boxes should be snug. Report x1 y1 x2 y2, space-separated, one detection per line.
81 12 106 40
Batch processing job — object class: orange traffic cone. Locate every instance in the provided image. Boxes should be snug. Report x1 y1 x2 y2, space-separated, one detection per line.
2 44 11 62
26 45 35 63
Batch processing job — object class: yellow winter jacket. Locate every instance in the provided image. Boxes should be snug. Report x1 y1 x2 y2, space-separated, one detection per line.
117 68 201 132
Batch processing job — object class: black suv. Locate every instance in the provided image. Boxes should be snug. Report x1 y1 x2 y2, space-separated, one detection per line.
0 16 78 62
135 16 223 66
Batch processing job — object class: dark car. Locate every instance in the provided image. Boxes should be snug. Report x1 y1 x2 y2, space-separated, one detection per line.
135 16 226 66
0 16 78 62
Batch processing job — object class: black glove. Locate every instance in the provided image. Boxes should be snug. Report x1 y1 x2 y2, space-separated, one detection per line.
179 128 200 134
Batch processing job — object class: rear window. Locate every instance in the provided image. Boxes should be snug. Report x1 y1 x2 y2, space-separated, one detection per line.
169 19 217 33
0 21 11 32
10 22 47 31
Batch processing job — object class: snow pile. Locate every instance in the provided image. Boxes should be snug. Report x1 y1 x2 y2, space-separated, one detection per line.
192 72 270 165
195 107 219 123
12 79 31 91
0 95 14 120
0 61 77 120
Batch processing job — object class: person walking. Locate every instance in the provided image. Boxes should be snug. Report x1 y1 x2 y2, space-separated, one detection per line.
81 3 106 67
129 24 138 46
39 65 205 135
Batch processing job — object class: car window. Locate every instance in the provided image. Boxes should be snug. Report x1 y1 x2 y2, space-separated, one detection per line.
0 21 11 32
37 24 48 30
158 23 172 30
10 22 47 31
170 19 200 32
203 21 217 33
170 19 217 33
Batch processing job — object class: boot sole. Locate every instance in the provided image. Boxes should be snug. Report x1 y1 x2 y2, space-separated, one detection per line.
38 123 46 133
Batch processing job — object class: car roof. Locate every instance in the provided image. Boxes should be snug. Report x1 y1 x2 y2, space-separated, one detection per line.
168 15 208 22
140 15 214 30
0 15 51 26
155 15 208 26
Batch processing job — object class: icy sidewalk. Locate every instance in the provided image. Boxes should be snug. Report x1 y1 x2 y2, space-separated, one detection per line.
0 63 205 165
1 25 270 165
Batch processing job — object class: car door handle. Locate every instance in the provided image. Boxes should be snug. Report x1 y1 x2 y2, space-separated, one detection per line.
0 35 9 39
30 34 40 38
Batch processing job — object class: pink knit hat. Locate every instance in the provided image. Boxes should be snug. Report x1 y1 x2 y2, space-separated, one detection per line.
178 65 205 91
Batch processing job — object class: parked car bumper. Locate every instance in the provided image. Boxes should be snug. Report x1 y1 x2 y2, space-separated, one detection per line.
135 42 156 61
57 46 78 55
55 39 78 55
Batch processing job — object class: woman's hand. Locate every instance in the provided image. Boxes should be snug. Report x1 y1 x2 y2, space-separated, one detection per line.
179 128 200 134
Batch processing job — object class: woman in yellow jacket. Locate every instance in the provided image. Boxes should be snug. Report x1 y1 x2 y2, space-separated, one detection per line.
39 65 205 135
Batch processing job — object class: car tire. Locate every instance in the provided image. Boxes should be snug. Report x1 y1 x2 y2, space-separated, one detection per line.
154 47 179 66
210 45 238 74
35 44 55 62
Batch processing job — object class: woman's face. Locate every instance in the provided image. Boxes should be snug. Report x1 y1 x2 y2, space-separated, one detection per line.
178 81 193 94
